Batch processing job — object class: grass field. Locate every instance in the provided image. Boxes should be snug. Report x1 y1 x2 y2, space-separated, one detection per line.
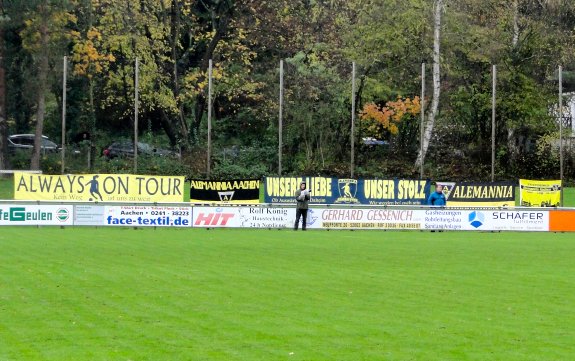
1 228 574 360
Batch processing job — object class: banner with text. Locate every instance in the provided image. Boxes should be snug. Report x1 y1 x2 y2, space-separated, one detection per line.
264 177 430 205
440 181 516 207
190 206 550 231
306 208 423 230
190 179 260 204
519 179 561 207
422 209 549 231
192 206 294 228
73 205 191 227
0 204 73 226
14 173 185 202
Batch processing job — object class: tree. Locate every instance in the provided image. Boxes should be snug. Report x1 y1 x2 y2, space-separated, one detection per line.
360 97 421 138
20 0 74 170
0 0 8 170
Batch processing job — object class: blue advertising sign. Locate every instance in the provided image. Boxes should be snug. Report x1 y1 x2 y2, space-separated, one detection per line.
264 177 430 205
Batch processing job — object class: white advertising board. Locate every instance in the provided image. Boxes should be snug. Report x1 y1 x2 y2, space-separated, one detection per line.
72 205 192 227
193 206 294 228
192 206 550 231
306 208 422 230
422 209 549 231
74 205 106 226
103 206 192 227
0 204 73 226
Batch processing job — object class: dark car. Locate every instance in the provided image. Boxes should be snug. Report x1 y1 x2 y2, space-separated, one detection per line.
103 141 175 159
7 134 59 153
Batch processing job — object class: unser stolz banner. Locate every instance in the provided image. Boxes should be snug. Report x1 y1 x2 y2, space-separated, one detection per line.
0 204 73 226
14 172 185 202
75 205 192 227
264 177 430 205
519 179 561 207
190 179 260 204
440 181 516 207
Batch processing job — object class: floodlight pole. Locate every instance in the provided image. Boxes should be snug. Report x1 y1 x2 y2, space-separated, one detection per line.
61 56 67 174
420 62 425 179
559 65 564 206
351 61 356 178
491 65 496 182
279 59 284 176
207 59 213 178
134 57 139 173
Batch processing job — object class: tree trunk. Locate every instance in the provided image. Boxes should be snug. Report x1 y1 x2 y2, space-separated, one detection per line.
88 78 96 170
160 109 178 146
0 17 9 170
508 0 519 161
192 7 233 144
415 0 442 170
30 10 49 171
171 0 188 145
512 0 519 48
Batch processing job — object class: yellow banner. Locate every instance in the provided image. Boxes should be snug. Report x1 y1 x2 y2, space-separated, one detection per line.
519 179 561 207
14 173 185 202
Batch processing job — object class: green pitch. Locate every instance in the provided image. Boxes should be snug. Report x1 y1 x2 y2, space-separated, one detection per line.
1 228 574 360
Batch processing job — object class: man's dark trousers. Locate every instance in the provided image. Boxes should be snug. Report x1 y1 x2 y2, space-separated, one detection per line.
294 208 308 230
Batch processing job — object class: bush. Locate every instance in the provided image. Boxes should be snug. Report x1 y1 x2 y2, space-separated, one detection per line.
210 144 276 179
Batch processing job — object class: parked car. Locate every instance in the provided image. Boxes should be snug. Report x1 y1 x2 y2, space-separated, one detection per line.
103 141 175 159
7 134 59 153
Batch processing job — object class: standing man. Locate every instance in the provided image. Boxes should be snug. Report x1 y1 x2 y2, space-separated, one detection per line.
294 181 311 230
428 183 446 206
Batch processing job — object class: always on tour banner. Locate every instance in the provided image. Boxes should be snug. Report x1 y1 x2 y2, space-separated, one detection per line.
190 179 260 204
14 172 185 202
519 179 561 207
264 177 430 205
440 181 516 207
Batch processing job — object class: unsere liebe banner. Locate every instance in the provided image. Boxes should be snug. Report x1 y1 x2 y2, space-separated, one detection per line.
14 172 185 202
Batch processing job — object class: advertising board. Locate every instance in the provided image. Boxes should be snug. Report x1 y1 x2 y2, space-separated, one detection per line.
306 208 422 230
192 206 294 228
74 205 105 226
549 210 575 232
191 206 550 232
0 204 73 226
422 209 549 231
71 205 192 227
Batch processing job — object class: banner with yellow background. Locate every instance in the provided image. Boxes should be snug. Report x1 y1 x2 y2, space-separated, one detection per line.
519 179 561 207
14 172 185 202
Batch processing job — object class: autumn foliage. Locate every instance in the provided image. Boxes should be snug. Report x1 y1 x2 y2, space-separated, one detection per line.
360 96 421 137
